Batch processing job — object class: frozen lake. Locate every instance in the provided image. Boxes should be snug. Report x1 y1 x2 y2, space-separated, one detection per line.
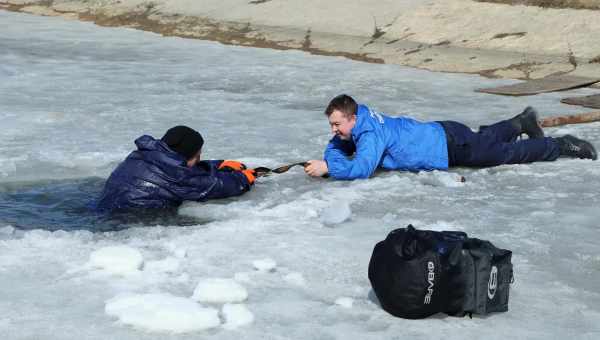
1 9 599 339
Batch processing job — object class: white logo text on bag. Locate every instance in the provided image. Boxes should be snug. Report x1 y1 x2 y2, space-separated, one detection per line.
487 266 498 299
424 261 435 304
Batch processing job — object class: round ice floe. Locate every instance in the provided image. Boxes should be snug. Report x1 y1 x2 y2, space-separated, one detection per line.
221 304 254 330
89 246 143 274
191 278 248 304
320 200 351 225
252 258 277 272
105 293 220 333
335 297 354 308
283 272 306 286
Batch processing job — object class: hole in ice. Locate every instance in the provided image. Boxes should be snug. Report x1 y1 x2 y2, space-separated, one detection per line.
0 178 209 232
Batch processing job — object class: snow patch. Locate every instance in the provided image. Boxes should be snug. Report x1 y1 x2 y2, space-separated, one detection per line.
221 304 254 330
252 258 277 272
105 293 220 333
334 297 354 308
88 246 144 275
191 278 248 304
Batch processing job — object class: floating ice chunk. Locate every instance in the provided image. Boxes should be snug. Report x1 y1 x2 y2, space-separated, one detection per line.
105 293 220 333
252 258 277 272
335 297 354 308
144 257 180 274
320 200 351 225
88 246 143 275
221 304 254 330
191 278 248 304
284 272 306 286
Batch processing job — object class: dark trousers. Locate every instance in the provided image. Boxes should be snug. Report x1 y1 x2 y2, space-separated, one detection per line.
439 119 560 167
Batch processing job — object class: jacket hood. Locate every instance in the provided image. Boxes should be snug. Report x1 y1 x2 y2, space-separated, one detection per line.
135 135 169 152
351 104 377 140
134 135 187 167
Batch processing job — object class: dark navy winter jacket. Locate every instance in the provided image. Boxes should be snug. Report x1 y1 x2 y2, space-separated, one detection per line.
95 135 251 211
324 104 449 179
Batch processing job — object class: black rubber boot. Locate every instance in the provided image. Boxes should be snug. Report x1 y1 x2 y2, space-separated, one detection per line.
556 135 598 160
510 106 545 139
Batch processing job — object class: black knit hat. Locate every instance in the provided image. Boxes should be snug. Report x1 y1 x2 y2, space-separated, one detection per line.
161 125 204 160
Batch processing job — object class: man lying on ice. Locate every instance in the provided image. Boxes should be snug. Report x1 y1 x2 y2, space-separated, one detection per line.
304 94 597 179
96 125 256 211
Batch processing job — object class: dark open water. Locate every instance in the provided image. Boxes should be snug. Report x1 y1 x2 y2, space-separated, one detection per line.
0 178 204 232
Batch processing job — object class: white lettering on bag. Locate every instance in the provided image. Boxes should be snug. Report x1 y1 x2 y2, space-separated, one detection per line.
424 261 435 304
487 266 498 299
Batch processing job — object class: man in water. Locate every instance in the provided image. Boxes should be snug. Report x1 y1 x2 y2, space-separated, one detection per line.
96 125 256 211
305 94 597 179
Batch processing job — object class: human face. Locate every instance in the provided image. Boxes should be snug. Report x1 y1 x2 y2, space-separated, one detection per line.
328 109 356 140
186 150 201 168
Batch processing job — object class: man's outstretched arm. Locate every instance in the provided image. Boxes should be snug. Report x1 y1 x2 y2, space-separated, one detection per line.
307 133 385 180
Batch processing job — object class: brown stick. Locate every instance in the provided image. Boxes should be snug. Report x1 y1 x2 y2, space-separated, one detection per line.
539 111 600 127
253 162 308 177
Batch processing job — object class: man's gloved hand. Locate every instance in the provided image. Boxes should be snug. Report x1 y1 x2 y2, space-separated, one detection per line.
240 169 256 185
218 160 247 171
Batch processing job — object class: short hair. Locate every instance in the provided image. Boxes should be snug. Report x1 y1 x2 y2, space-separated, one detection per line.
324 94 357 118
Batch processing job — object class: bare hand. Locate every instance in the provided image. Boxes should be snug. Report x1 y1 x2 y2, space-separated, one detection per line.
304 160 328 177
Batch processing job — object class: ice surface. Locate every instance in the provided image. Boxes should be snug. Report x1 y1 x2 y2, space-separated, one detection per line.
105 293 220 333
144 257 181 274
1 10 600 340
221 304 255 330
284 272 307 286
88 246 144 275
233 272 252 283
417 170 466 188
192 278 249 304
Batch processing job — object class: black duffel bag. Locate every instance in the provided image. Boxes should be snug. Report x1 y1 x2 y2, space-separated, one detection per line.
368 225 513 319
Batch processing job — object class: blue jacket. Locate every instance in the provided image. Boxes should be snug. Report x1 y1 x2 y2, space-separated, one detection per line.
96 135 251 211
324 104 449 180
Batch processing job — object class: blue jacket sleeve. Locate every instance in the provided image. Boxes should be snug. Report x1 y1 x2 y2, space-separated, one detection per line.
169 161 251 201
324 132 385 180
